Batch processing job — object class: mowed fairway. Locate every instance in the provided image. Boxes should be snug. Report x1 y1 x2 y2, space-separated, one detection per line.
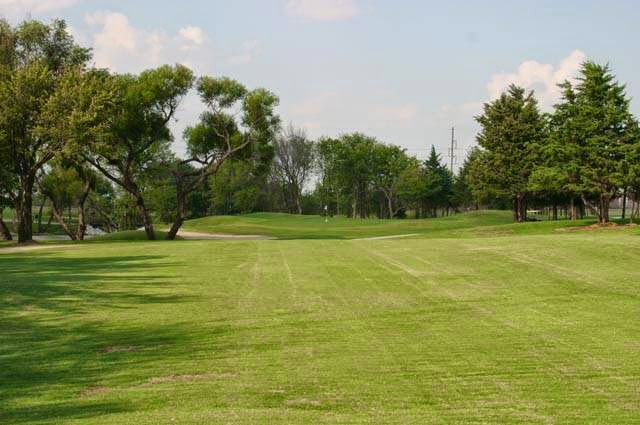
1 219 640 423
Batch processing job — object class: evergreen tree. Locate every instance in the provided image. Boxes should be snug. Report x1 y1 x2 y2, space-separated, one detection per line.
550 62 640 223
421 146 453 217
475 85 546 222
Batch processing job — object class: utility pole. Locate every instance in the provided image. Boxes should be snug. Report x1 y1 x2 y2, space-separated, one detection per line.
449 126 457 172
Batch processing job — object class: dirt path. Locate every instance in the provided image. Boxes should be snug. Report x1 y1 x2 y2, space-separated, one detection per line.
0 244 80 254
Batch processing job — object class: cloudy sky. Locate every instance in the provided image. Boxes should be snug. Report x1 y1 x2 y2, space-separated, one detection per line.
2 0 639 166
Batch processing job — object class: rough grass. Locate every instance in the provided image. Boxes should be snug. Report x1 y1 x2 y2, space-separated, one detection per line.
1 213 640 423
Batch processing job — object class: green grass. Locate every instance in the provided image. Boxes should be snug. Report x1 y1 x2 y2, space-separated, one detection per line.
183 210 538 239
1 213 640 423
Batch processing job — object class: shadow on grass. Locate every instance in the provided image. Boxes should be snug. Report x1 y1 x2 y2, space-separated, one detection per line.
0 252 209 424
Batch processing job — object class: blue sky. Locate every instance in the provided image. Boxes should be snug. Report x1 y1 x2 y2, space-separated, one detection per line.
3 0 640 166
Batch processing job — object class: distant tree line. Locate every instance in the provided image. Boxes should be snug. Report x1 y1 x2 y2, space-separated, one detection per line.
2 18 639 244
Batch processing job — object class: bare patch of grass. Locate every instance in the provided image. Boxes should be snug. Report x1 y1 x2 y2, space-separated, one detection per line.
79 386 110 398
146 372 234 385
98 345 139 354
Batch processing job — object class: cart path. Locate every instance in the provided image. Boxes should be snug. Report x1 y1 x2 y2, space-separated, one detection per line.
0 244 80 254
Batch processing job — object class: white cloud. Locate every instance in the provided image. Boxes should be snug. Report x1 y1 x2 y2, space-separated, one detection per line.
285 0 360 21
435 50 587 165
82 11 220 154
0 0 79 16
84 11 213 74
486 49 586 109
179 25 205 45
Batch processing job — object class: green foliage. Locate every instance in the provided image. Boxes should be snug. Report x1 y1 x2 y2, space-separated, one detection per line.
90 64 194 176
475 85 546 221
40 166 83 208
83 64 194 239
396 147 454 217
0 18 94 241
547 62 640 222
210 160 263 214
197 76 247 108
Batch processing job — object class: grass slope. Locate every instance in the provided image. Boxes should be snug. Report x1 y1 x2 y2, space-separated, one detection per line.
1 221 640 423
183 210 598 239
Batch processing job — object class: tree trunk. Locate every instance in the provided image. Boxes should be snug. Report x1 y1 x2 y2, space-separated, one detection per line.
295 194 302 215
293 182 302 215
552 203 558 221
166 190 186 241
133 192 156 240
513 195 526 223
75 181 91 241
622 188 628 221
598 195 610 224
581 194 598 220
351 189 357 219
36 196 46 233
16 176 35 243
49 199 77 240
0 208 12 241
570 198 577 220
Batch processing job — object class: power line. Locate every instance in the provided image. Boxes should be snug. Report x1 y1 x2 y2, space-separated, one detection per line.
448 126 457 172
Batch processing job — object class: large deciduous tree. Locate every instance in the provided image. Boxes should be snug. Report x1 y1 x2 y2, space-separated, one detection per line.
371 144 411 218
334 133 378 218
475 85 546 222
0 19 92 242
84 64 194 240
273 125 315 214
165 76 279 239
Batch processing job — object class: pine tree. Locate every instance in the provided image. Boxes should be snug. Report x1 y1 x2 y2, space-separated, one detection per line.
420 146 453 216
551 62 640 223
475 85 546 222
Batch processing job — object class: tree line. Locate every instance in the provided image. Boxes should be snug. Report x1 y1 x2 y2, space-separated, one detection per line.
2 18 639 244
205 60 640 225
